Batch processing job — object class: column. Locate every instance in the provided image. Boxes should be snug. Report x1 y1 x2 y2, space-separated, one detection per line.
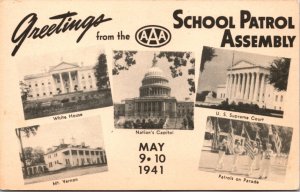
228 74 233 99
253 73 260 102
68 72 73 92
258 74 266 103
59 73 65 93
249 72 255 101
150 102 153 115
236 73 241 98
226 75 230 99
244 73 250 100
162 101 166 116
232 74 238 98
240 73 246 99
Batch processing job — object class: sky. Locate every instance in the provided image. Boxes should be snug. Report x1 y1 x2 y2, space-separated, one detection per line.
20 116 105 153
197 48 279 93
112 51 195 102
17 45 105 78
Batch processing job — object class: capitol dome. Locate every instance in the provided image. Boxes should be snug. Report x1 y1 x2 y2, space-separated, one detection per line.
139 54 171 98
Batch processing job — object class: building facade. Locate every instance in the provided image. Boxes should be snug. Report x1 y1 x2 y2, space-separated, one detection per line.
216 60 285 110
44 139 107 171
114 54 194 119
24 61 98 101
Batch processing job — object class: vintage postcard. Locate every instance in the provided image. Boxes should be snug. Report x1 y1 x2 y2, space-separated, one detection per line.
0 0 298 190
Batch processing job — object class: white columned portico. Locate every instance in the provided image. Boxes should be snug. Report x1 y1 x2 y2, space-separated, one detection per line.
236 74 241 98
228 74 234 98
244 73 250 100
258 74 266 103
231 74 237 99
253 73 260 102
226 75 230 99
59 73 65 93
240 73 246 99
249 73 255 101
68 72 73 92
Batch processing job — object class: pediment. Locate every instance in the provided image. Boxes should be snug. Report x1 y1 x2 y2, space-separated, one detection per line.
229 60 256 70
49 62 79 72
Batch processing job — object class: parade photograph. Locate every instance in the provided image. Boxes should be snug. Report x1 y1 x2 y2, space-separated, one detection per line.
195 47 291 118
15 116 108 184
18 46 113 120
112 51 195 129
199 116 293 182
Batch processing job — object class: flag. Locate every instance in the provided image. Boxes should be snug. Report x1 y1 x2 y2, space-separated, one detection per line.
273 128 282 153
227 120 235 154
212 118 220 150
255 130 261 142
240 123 245 136
206 117 214 134
244 128 255 160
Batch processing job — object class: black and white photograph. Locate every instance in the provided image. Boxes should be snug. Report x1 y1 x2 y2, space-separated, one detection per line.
19 46 113 120
199 116 293 182
196 47 291 118
112 51 195 129
15 116 108 184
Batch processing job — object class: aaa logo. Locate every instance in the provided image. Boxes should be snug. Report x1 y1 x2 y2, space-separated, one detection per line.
135 25 171 47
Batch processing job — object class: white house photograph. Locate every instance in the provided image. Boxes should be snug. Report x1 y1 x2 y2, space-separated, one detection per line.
18 46 112 119
112 51 195 129
15 116 108 184
196 47 291 118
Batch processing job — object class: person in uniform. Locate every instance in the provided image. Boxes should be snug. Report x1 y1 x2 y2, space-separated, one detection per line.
255 143 263 170
215 138 228 171
231 140 243 172
258 143 274 179
247 142 258 176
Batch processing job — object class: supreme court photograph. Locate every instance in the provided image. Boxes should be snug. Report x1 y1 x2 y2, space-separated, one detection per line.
18 46 113 120
199 116 293 183
15 116 108 185
195 47 291 118
112 51 195 130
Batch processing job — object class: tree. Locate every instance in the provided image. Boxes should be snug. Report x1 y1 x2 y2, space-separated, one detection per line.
268 58 291 91
20 81 32 102
94 53 110 90
157 52 195 94
200 46 217 73
15 125 39 177
23 147 45 166
112 51 137 75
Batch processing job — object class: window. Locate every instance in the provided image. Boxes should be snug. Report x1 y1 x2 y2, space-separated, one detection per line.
43 93 46 96
82 76 85 79
90 85 92 88
35 84 38 87
275 95 278 102
83 86 86 89
42 83 44 85
91 151 95 155
48 82 51 85
79 150 84 155
85 151 90 155
96 151 99 155
57 79 60 83
49 162 52 168
50 92 52 95
28 85 31 88
88 74 91 78
72 150 77 155
65 159 70 165
37 94 39 97
280 95 283 102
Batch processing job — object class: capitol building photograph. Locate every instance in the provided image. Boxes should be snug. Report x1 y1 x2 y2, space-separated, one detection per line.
196 47 291 118
113 51 195 130
18 47 112 119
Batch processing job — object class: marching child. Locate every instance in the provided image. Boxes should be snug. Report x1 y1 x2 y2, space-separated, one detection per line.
231 140 243 172
216 138 228 171
258 143 274 179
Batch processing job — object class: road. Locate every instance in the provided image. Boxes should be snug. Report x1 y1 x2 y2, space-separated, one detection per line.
199 150 288 182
